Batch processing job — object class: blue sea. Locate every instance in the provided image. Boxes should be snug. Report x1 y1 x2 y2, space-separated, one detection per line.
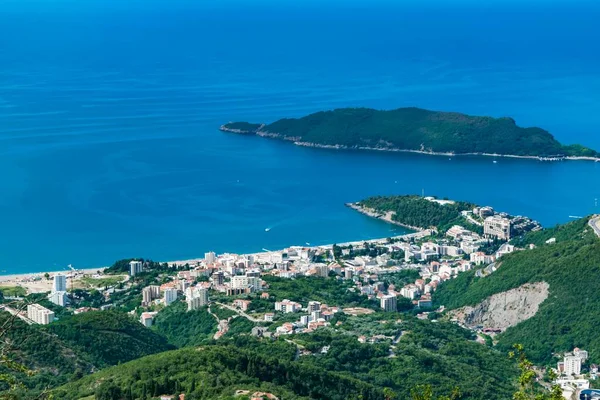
0 0 599 273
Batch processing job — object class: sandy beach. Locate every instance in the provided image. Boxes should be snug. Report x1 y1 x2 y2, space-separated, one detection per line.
0 268 107 294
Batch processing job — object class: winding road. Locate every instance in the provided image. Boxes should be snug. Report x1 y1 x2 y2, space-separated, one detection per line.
589 215 600 237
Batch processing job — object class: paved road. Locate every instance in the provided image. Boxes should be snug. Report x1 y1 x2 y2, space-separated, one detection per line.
215 302 262 323
589 215 600 237
0 305 34 325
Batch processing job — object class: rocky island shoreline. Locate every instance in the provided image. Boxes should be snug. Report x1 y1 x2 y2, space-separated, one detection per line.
220 107 600 162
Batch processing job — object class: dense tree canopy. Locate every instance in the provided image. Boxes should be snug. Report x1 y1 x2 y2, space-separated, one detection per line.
222 107 598 157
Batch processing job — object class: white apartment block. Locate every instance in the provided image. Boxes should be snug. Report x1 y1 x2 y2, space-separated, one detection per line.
400 285 420 300
204 251 216 264
163 288 178 306
129 260 144 276
564 355 583 376
230 275 262 292
275 299 301 313
307 301 321 312
380 294 397 312
27 304 55 325
142 285 161 306
48 291 68 307
186 287 209 311
484 216 511 240
53 274 67 292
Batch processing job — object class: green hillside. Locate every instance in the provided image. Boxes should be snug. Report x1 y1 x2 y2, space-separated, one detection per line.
55 315 518 400
0 309 172 397
47 310 174 367
433 217 600 364
221 107 598 158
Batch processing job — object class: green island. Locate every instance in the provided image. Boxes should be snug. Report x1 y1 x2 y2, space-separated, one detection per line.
221 107 599 159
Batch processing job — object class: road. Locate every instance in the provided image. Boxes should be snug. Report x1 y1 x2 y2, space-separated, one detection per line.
0 304 34 325
215 302 263 323
589 215 600 237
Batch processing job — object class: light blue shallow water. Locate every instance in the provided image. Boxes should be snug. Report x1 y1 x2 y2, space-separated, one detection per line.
0 0 599 273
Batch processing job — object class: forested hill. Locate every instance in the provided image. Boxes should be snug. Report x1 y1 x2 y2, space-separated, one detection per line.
356 195 482 233
1 310 173 397
56 316 518 400
221 107 599 158
433 217 600 364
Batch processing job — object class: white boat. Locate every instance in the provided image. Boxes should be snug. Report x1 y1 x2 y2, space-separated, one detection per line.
265 228 271 232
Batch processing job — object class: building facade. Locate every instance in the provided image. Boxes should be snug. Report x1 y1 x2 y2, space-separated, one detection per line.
484 216 511 240
27 304 55 325
380 294 397 312
163 287 178 306
129 260 144 276
53 274 67 292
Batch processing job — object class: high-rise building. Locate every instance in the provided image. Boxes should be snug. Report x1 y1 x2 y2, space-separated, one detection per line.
141 285 161 307
129 260 144 276
230 275 262 292
380 294 397 312
53 274 67 292
564 355 583 376
27 304 55 325
484 216 512 240
186 287 209 311
213 271 224 286
315 265 329 278
163 288 178 306
307 301 321 313
204 252 216 264
48 291 69 307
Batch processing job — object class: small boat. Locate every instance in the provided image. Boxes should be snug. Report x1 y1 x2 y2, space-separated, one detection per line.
493 160 498 164
265 228 271 232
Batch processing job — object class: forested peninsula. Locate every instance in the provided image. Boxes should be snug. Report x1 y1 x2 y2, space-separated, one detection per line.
221 107 599 160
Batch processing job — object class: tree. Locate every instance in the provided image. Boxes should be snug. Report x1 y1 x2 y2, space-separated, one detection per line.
410 385 460 400
509 344 563 400
95 380 123 400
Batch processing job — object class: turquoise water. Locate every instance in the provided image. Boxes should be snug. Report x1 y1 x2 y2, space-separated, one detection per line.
1 0 599 273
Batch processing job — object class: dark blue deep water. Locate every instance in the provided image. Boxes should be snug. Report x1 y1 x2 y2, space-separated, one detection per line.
1 0 599 273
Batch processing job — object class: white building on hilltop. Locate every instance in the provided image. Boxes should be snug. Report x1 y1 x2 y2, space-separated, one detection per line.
129 260 144 276
27 304 55 325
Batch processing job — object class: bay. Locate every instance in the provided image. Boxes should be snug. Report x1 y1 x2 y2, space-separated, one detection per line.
0 0 599 273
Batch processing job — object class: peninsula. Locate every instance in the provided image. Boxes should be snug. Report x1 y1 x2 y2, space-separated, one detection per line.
221 107 600 160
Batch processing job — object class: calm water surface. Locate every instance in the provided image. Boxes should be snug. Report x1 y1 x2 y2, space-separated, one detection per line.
0 0 599 272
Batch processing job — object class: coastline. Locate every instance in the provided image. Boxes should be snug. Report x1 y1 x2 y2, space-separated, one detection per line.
0 212 427 283
220 126 600 162
345 202 428 232
0 268 105 284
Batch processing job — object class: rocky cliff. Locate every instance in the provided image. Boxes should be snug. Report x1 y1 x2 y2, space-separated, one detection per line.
450 282 549 332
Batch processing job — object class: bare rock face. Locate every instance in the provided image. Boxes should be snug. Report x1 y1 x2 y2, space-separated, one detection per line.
451 282 549 332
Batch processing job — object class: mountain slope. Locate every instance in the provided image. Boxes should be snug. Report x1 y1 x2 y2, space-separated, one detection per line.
221 107 599 158
0 309 174 397
55 315 518 400
433 217 600 364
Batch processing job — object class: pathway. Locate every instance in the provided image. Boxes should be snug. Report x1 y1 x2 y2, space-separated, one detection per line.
589 215 600 237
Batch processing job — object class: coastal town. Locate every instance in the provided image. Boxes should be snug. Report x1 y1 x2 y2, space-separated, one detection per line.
3 197 597 399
